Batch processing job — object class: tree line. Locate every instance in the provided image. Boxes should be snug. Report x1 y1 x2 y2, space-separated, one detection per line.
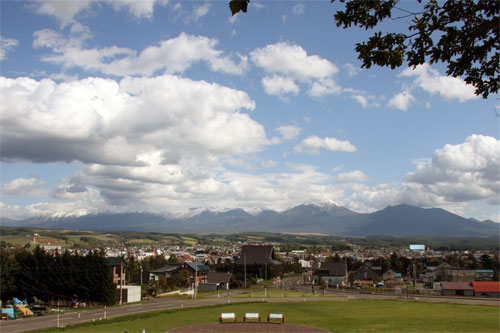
0 247 116 305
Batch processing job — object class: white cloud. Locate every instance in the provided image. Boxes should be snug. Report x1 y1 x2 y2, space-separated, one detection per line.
262 75 300 97
400 63 478 102
388 90 415 111
52 178 100 201
0 160 347 219
343 88 379 108
33 0 93 27
33 0 168 26
3 135 497 219
33 28 136 74
351 94 368 109
0 36 19 60
294 136 357 154
276 125 301 140
1 177 47 196
229 14 238 24
337 170 369 183
0 201 99 220
308 78 341 97
343 63 360 77
251 2 266 11
192 2 211 21
111 0 167 19
344 135 500 212
209 167 343 212
0 74 264 167
250 42 339 98
251 42 337 81
292 3 305 16
350 93 380 109
0 73 303 217
406 134 499 203
104 33 248 76
34 31 247 76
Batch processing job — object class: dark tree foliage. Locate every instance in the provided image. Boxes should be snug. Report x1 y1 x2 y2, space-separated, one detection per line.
167 255 179 264
229 0 250 15
464 254 479 269
141 255 168 272
389 253 412 275
479 253 494 269
333 0 499 98
171 270 190 288
344 256 363 272
3 247 116 305
325 253 342 263
229 0 499 98
374 256 390 272
281 260 301 275
0 248 18 300
125 256 141 283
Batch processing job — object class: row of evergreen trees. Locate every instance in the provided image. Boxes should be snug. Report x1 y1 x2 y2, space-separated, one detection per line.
0 247 116 305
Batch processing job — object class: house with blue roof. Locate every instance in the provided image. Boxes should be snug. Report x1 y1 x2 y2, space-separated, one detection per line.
182 261 209 285
475 269 494 281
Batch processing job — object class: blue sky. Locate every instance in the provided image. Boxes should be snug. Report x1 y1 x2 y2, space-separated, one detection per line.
1 0 499 222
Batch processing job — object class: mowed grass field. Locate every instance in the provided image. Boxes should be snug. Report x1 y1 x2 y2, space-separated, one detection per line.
38 299 499 333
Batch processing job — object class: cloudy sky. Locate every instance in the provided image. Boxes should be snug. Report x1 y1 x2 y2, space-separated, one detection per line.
1 1 499 222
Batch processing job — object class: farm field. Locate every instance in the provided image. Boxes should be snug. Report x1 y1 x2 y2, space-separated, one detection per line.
36 299 500 333
3 226 499 250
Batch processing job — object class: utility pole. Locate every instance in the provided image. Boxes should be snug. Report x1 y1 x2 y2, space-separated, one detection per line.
413 263 417 291
119 243 123 305
194 257 198 300
265 251 268 281
345 261 348 289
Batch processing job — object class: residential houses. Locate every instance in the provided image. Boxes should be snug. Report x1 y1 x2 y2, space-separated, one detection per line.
108 257 125 286
351 264 382 285
99 242 497 299
199 272 234 291
314 262 347 288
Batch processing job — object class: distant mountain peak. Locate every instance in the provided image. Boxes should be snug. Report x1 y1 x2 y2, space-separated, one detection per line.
2 203 497 237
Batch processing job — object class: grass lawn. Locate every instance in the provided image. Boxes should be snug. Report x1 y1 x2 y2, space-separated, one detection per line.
37 299 499 333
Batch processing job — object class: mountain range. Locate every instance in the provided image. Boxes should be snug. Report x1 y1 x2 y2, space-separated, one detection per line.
2 203 499 237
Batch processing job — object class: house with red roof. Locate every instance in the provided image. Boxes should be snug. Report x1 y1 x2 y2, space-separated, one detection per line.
472 281 500 298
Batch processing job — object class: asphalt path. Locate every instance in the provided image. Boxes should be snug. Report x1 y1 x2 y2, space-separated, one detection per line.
1 278 498 332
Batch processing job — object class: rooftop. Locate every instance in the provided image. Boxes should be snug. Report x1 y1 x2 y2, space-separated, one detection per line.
472 281 500 293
